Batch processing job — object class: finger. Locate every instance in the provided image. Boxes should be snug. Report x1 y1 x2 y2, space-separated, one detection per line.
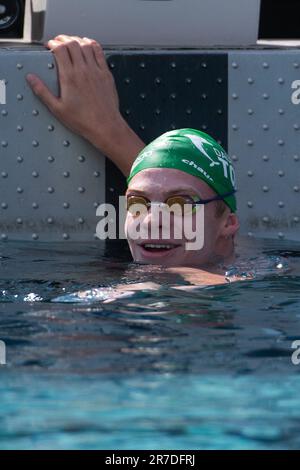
81 37 98 66
70 35 86 45
51 43 73 83
54 34 75 43
60 39 85 65
47 39 62 50
90 40 107 70
26 74 60 114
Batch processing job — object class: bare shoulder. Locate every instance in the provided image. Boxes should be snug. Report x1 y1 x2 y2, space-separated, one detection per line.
166 266 232 286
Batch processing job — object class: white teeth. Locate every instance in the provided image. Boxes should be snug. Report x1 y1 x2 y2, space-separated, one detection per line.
143 244 174 249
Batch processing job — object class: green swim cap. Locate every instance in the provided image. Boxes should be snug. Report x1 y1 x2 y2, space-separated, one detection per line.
127 128 237 212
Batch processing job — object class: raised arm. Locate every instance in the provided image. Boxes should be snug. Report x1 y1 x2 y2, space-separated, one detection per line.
27 35 145 176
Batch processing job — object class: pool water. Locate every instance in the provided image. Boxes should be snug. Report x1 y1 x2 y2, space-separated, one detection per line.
0 236 300 450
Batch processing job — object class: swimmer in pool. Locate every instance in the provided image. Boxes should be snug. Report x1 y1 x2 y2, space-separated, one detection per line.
27 35 241 288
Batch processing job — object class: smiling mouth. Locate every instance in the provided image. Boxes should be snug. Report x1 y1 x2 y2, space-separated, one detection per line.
140 243 181 254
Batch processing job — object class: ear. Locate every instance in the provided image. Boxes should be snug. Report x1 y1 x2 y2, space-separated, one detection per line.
220 212 240 239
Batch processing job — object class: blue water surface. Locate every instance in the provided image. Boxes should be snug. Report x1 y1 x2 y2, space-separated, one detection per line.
0 236 300 450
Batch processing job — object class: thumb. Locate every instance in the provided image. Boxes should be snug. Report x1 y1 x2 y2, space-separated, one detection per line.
26 74 60 113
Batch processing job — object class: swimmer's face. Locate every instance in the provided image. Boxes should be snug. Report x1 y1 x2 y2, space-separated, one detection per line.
125 168 238 267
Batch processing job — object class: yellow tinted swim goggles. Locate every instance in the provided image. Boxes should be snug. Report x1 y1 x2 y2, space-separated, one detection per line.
126 192 235 217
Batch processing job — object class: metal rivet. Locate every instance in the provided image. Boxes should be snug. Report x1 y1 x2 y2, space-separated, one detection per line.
63 202 70 209
48 63 54 69
278 201 285 208
47 218 54 224
247 140 253 146
1 110 8 116
63 233 70 240
32 109 39 116
1 141 8 147
262 124 269 130
293 62 299 68
63 171 70 178
78 218 85 224
17 94 23 101
278 139 284 146
125 109 131 115
186 108 192 115
278 109 284 115
17 156 23 163
294 124 300 130
109 187 114 193
32 203 39 209
1 203 8 209
247 232 253 237
278 78 285 84
202 93 207 100
170 93 176 100
16 63 23 70
78 155 85 162
262 216 269 223
247 170 253 177
155 77 161 84
262 155 269 161
48 156 55 162
278 170 284 176
124 77 131 84
185 78 192 84
32 234 39 240
16 218 23 224
232 155 238 161
17 187 23 194
232 62 238 68
293 155 299 161
278 232 284 239
217 109 223 115
201 124 207 130
293 216 299 223
94 171 100 177
262 186 269 192
262 93 269 100
63 140 70 147
48 125 55 132
170 123 176 129
140 93 146 100
232 124 239 130
248 109 254 115
247 77 254 84
262 62 269 68
78 187 85 193
170 62 176 69
48 187 54 193
1 172 8 178
93 202 100 208
232 93 238 99
140 124 145 130
1 234 7 241
109 62 115 69
201 62 207 68
139 62 146 69
17 125 23 132
32 140 39 147
32 171 39 178
217 77 223 84
247 201 253 208
294 186 299 192
155 108 161 115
